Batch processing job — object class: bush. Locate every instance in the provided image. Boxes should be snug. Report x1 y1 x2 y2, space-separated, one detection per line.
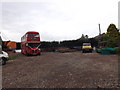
114 47 120 54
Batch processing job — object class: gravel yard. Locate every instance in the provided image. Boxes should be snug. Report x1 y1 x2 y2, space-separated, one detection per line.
2 51 119 88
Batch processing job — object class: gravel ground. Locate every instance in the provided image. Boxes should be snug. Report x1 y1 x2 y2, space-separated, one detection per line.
2 51 119 88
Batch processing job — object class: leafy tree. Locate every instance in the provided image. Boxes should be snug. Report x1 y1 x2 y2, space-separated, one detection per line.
80 34 85 40
89 38 98 47
106 24 120 47
80 34 88 39
77 34 89 43
85 35 88 39
101 34 108 41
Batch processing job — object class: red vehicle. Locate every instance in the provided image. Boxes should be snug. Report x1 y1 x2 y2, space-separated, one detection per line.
21 31 41 55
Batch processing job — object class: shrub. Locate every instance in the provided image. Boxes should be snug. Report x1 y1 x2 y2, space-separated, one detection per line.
114 47 120 55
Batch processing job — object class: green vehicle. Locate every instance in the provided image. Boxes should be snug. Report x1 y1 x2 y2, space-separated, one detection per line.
96 48 116 55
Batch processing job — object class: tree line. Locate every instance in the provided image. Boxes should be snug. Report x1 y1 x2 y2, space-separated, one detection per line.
16 24 119 50
15 35 98 50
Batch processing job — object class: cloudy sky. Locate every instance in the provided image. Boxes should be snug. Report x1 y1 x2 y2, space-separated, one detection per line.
1 0 119 42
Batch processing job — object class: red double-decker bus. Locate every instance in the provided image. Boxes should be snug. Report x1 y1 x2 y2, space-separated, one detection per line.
21 31 41 55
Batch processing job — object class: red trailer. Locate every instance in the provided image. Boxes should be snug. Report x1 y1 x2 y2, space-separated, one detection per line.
21 31 41 55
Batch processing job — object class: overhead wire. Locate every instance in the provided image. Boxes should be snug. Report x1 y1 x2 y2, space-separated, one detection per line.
0 32 9 41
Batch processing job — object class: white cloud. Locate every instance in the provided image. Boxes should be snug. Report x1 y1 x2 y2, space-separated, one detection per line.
1 0 119 41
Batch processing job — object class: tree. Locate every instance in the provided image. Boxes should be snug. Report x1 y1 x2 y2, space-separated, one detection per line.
89 38 98 47
107 24 119 37
100 33 108 41
106 24 120 47
85 35 88 39
80 34 85 40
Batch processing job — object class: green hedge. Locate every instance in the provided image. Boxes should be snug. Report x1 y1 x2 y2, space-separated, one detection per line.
114 47 120 54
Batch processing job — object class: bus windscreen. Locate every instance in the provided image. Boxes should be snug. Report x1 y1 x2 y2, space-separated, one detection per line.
28 43 40 48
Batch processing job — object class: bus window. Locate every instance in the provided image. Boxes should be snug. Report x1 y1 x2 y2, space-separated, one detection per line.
27 34 39 37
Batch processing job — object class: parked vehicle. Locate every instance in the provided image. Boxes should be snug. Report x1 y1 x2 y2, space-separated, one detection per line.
96 48 116 55
0 51 9 65
82 43 93 53
21 31 41 55
2 41 16 53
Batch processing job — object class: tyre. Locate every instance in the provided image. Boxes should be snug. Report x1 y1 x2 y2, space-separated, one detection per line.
1 57 7 65
25 51 29 56
26 53 29 56
82 50 85 53
38 53 41 55
90 50 92 53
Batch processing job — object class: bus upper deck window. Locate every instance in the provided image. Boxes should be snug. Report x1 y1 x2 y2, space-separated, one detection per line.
34 34 39 37
28 34 39 37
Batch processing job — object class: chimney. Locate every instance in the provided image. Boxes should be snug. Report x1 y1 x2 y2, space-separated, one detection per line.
99 24 101 35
